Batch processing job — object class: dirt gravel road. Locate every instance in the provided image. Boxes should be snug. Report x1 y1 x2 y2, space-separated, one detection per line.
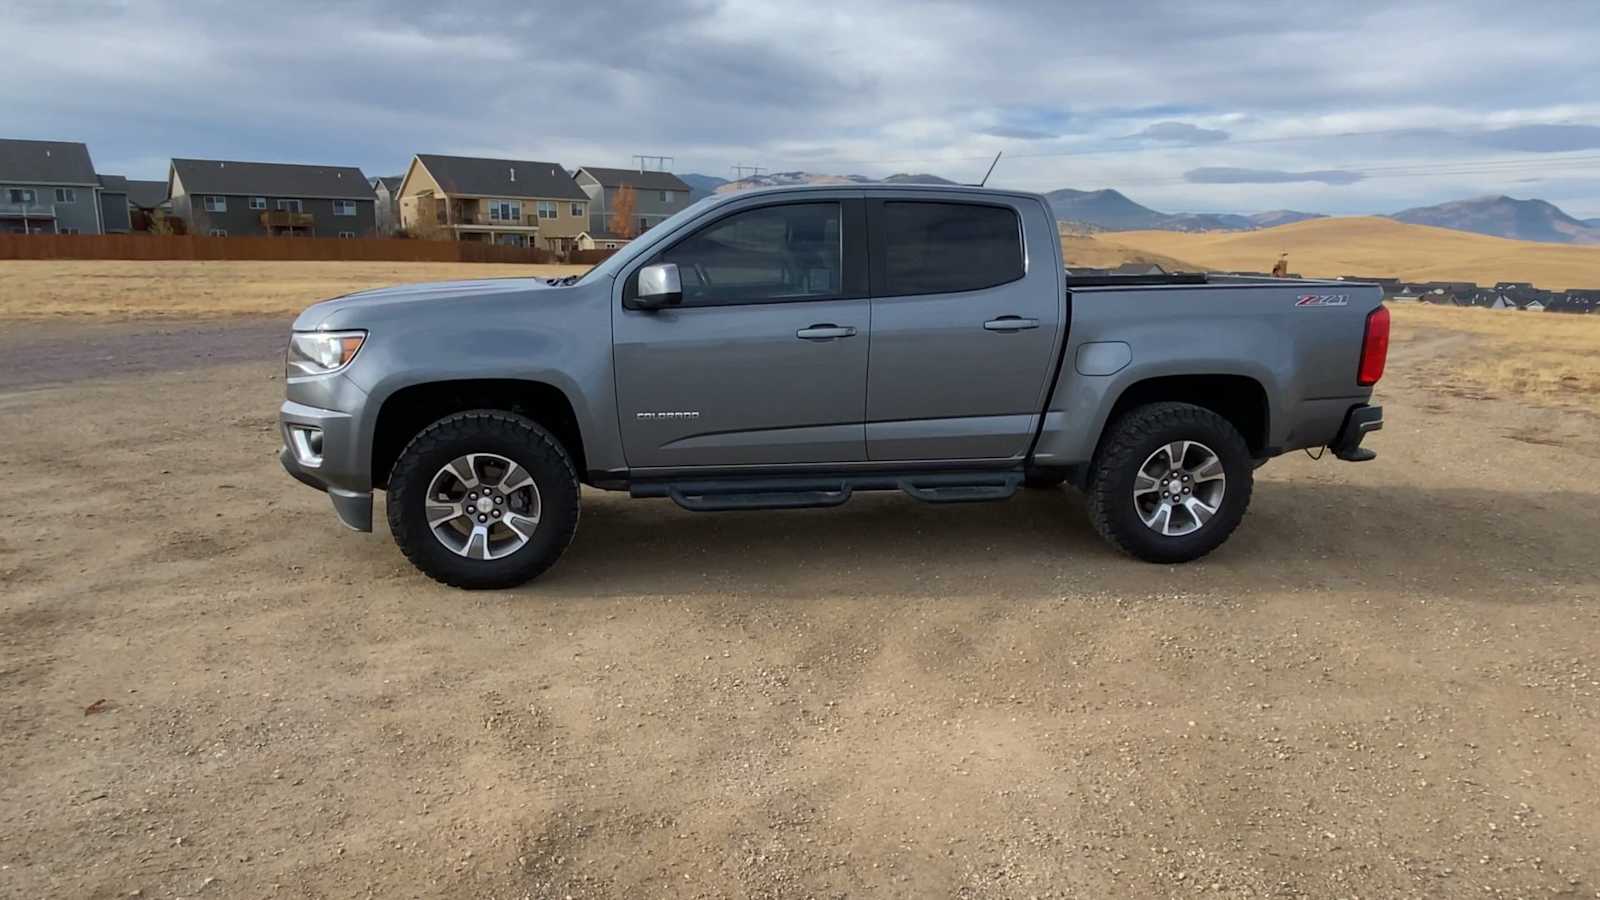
1 317 1597 899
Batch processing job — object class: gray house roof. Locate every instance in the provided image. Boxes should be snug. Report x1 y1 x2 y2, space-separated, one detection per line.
171 158 375 200
125 179 169 209
577 166 691 193
374 175 403 193
0 138 98 185
414 154 587 201
97 173 129 194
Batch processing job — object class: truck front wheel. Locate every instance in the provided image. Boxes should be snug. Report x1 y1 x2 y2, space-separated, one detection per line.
386 410 580 589
1086 402 1253 564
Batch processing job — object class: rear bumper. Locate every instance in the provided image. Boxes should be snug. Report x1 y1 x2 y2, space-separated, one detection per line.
1330 404 1383 462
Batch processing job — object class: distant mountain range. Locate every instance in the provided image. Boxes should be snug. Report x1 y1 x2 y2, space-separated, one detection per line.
677 171 1599 244
1387 196 1600 245
1044 188 1327 232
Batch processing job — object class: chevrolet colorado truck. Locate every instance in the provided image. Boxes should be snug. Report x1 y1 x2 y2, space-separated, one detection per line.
279 184 1387 589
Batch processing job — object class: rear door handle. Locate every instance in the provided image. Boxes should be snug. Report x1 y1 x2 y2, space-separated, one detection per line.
984 316 1039 332
796 324 857 341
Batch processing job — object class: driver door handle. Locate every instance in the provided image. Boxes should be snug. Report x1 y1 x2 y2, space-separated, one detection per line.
984 316 1039 332
796 324 857 341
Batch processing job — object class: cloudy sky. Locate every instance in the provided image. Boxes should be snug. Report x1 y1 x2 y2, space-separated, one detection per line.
6 0 1600 217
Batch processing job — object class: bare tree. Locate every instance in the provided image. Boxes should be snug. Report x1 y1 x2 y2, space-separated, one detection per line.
409 197 451 241
609 185 638 238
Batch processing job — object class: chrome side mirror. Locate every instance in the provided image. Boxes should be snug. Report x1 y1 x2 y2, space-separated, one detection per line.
634 263 683 310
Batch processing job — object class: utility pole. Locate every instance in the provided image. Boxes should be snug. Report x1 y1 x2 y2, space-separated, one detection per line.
731 165 766 180
632 155 673 172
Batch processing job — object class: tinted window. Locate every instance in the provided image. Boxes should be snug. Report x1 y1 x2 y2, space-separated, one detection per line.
881 201 1022 296
656 202 842 306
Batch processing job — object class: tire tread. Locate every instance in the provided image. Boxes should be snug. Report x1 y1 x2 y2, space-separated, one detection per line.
386 410 579 589
1086 401 1252 563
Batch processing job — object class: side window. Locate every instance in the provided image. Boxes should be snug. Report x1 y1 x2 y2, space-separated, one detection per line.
653 202 842 307
880 201 1022 296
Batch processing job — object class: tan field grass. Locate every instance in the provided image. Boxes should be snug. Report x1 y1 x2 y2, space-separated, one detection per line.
1060 233 1203 272
1097 216 1600 288
3 258 1595 417
1390 302 1600 414
0 260 589 320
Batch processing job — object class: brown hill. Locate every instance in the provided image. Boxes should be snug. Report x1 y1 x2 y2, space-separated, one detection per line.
1096 216 1600 289
1060 234 1202 273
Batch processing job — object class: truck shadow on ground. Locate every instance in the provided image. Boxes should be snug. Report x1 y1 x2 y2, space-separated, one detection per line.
533 480 1595 598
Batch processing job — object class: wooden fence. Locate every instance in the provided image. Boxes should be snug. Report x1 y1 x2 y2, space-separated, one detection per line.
0 233 569 264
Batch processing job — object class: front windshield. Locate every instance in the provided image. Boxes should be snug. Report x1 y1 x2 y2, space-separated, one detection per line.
578 194 723 282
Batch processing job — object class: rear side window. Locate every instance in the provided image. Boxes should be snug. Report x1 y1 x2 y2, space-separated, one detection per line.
880 201 1023 296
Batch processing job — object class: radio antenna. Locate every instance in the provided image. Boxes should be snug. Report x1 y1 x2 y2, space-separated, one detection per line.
978 151 1003 187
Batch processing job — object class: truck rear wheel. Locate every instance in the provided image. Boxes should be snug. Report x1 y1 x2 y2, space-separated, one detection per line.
1086 402 1252 564
386 410 580 589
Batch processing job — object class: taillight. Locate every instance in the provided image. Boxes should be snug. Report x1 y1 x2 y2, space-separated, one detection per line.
1358 305 1390 386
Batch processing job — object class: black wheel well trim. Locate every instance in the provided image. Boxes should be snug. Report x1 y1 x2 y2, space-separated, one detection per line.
371 378 587 489
1097 374 1271 459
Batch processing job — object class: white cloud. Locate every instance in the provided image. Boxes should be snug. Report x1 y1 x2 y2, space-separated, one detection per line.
2 0 1599 215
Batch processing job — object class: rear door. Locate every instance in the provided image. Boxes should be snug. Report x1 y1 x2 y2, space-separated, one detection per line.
612 196 871 469
864 195 1063 460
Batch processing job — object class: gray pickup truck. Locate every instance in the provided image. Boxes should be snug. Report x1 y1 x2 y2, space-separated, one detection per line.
279 184 1387 589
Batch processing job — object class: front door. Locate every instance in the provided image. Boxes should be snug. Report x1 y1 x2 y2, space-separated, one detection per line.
613 198 870 469
864 197 1063 461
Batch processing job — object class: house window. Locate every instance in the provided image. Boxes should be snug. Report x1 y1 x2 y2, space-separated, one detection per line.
338 230 356 239
570 202 584 217
537 201 558 219
659 190 669 203
489 200 521 222
333 199 357 217
55 188 76 203
249 197 267 210
208 228 228 237
8 188 35 204
276 199 303 213
59 227 79 234
203 196 227 212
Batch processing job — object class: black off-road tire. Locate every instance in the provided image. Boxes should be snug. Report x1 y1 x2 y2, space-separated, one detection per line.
1086 402 1253 564
1022 468 1069 490
386 410 580 590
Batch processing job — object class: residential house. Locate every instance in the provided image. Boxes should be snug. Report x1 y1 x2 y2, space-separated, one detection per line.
573 166 692 237
397 154 590 251
1338 275 1403 295
96 174 131 232
169 158 377 238
574 231 632 251
372 175 402 235
125 179 171 231
0 138 114 234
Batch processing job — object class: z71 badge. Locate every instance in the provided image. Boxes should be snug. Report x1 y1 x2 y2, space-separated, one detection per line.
1295 294 1349 307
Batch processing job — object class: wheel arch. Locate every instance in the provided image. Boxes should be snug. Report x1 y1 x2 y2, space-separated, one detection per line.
1101 374 1270 457
371 379 586 489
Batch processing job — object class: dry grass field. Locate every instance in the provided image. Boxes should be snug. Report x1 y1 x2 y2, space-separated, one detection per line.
1099 216 1600 288
0 260 589 320
1 259 1598 897
1390 302 1600 415
1060 233 1202 273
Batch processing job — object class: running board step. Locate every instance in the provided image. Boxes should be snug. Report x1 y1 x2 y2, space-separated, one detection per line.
896 474 1017 499
669 485 851 512
633 471 1022 512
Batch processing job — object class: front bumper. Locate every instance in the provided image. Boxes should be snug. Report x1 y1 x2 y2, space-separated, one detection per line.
1330 404 1383 462
279 399 373 532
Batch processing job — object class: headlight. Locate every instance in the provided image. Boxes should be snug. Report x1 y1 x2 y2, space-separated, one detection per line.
286 330 366 377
